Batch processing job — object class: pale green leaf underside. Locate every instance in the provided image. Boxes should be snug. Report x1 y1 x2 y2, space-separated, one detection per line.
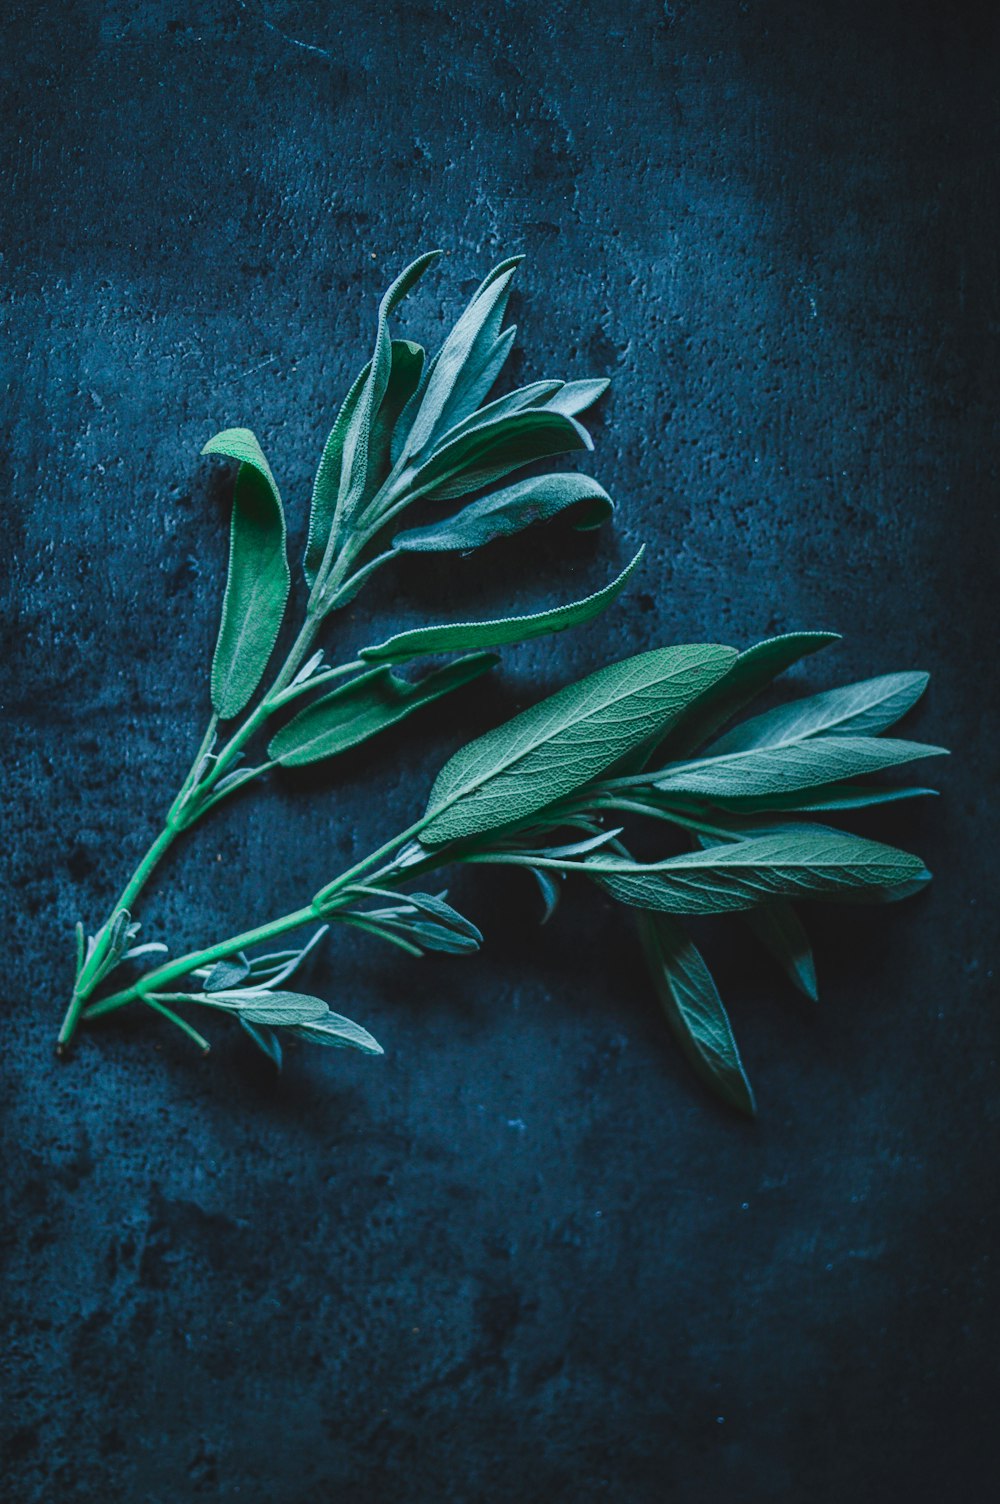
392 472 613 553
651 734 947 800
204 428 290 720
361 548 644 664
638 912 756 1116
706 670 930 755
420 642 737 848
590 829 927 915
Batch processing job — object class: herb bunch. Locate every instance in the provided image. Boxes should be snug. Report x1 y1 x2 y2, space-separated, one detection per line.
60 254 945 1114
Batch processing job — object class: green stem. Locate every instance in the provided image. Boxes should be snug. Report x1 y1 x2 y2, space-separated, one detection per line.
142 996 211 1053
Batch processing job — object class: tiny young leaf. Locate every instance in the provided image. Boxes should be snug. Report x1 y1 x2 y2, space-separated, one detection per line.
360 548 645 664
203 954 252 992
268 654 497 766
291 1014 384 1054
638 912 756 1116
204 428 291 719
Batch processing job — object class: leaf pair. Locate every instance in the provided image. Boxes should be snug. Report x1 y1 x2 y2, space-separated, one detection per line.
319 888 483 958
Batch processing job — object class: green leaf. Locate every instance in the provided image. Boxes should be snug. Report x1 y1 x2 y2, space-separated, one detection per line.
361 547 645 664
291 1013 384 1054
202 990 331 1025
544 378 610 417
654 631 840 763
650 734 947 801
204 428 291 719
398 256 522 460
203 954 251 992
706 671 930 755
698 782 938 814
588 828 927 915
410 408 593 503
305 340 426 583
744 901 818 1001
419 641 737 848
268 653 497 766
239 1017 283 1069
530 866 562 923
304 359 370 585
353 889 483 942
638 912 756 1116
392 473 613 554
336 251 441 522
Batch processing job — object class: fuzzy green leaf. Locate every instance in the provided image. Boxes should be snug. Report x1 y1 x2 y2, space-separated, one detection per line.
291 1014 384 1054
706 671 930 755
638 912 756 1116
589 828 927 915
650 734 947 801
699 782 938 814
419 642 737 848
361 548 645 664
205 428 290 719
203 990 330 1025
397 256 522 460
304 360 370 585
392 473 613 554
203 954 251 993
268 654 497 767
411 408 593 503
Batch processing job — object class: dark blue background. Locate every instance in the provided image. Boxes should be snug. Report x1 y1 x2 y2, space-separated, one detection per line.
3 2 997 1499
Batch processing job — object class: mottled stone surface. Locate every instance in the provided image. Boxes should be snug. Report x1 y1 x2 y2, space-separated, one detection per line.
2 2 997 1499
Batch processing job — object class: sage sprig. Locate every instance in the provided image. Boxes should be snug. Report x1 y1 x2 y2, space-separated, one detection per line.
58 251 619 1052
59 254 946 1117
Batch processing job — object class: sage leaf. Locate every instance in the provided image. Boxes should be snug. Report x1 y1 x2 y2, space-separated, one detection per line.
543 378 610 417
336 251 441 523
205 428 290 719
419 641 737 848
202 990 330 1025
589 828 927 915
291 1014 384 1054
654 631 841 763
530 866 562 924
650 734 947 801
703 782 938 814
361 548 645 664
638 912 756 1116
268 653 497 767
392 473 613 554
706 671 930 755
744 901 818 1001
353 889 483 942
304 358 370 585
203 954 251 992
398 256 522 459
239 1017 283 1069
411 408 594 503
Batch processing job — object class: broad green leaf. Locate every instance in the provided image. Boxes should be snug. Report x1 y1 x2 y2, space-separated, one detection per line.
706 671 930 755
588 828 926 915
202 990 330 1025
638 912 756 1116
268 653 497 766
419 642 737 848
653 631 840 763
392 473 613 554
291 1013 384 1054
744 901 818 1001
650 734 947 801
239 1017 283 1069
398 256 522 460
410 408 593 503
205 428 290 719
361 547 645 664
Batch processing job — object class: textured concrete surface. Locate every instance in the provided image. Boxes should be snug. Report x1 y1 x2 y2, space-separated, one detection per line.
2 2 998 1500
